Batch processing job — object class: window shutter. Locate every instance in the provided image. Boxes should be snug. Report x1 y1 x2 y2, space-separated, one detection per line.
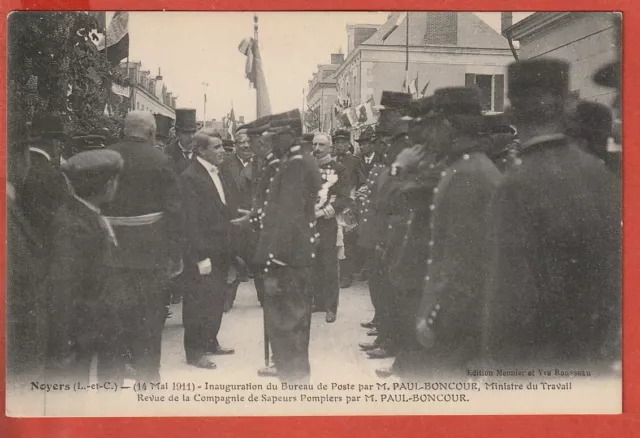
494 74 505 112
465 73 476 87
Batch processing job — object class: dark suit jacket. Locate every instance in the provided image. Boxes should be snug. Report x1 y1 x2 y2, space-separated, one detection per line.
46 196 112 358
362 152 383 177
221 154 252 210
104 138 182 269
483 136 621 369
336 153 366 194
165 139 196 176
179 159 238 266
7 193 47 376
20 150 70 248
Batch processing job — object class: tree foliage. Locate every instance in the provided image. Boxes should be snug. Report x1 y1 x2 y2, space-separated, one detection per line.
8 12 129 136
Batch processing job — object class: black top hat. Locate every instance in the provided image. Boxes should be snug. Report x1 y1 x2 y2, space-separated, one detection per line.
237 114 273 137
174 108 198 132
355 126 376 143
508 59 570 99
407 96 435 119
593 62 620 89
31 113 66 138
154 114 174 138
568 100 612 141
380 91 412 110
432 87 482 116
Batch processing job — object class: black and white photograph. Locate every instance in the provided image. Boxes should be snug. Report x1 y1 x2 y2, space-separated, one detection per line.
6 11 622 416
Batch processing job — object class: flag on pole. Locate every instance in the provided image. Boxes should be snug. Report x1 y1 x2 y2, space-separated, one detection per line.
227 108 236 139
419 81 430 98
408 74 419 97
98 11 129 66
238 37 272 117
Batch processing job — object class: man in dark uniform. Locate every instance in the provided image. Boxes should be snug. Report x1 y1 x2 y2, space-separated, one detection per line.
482 59 621 372
312 132 351 323
253 110 322 382
332 129 366 288
300 133 315 155
47 150 124 385
356 126 382 177
180 133 237 369
154 113 174 151
102 111 183 384
20 113 71 250
7 115 47 389
405 87 502 379
164 108 198 175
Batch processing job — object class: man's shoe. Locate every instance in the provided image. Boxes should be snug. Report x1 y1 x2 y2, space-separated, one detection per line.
212 347 235 355
358 341 379 351
257 365 278 377
340 280 352 289
360 321 375 329
326 311 336 323
189 355 217 369
367 328 379 336
312 305 324 313
366 347 395 359
375 367 394 378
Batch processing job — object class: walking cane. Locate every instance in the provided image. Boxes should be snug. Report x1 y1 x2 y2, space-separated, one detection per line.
263 308 270 367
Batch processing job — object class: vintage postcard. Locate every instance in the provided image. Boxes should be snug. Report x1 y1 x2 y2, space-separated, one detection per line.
5 11 622 417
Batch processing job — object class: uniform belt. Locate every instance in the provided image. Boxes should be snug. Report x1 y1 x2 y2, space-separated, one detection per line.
104 212 164 226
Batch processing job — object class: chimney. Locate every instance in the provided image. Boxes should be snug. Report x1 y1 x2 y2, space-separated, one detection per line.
501 12 513 36
239 116 245 123
331 53 345 65
155 67 165 101
171 96 177 109
347 24 378 54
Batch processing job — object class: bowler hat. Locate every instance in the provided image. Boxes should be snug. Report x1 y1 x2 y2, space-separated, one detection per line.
154 114 174 139
567 100 612 141
174 108 197 132
593 62 620 89
31 113 66 139
332 129 351 141
267 109 303 137
301 133 315 143
508 59 570 99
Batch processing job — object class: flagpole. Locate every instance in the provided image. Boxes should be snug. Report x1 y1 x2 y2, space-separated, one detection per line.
254 14 259 120
302 88 306 133
405 11 409 92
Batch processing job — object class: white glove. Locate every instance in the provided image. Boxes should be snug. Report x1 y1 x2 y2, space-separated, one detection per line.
198 258 212 276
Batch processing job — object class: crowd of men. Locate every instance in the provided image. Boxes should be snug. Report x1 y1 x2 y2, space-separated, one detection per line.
8 34 622 386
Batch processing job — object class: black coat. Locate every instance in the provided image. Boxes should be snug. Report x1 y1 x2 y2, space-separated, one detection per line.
7 193 47 377
104 138 182 269
179 159 238 266
46 196 113 360
20 150 70 248
165 139 196 176
255 152 322 267
482 135 621 369
362 152 383 177
317 158 352 217
336 153 366 194
221 154 253 210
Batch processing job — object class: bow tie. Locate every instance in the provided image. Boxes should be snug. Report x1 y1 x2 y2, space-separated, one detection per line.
183 151 192 160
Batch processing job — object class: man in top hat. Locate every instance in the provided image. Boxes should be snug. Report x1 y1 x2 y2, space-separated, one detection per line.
7 113 48 387
311 132 351 323
46 149 124 384
102 111 183 384
300 133 315 155
332 129 366 289
165 108 198 175
20 113 72 249
154 114 174 151
482 59 621 372
179 132 237 369
404 87 502 378
356 126 381 177
252 110 322 382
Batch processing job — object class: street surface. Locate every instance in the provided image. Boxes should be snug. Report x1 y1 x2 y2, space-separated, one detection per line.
161 279 395 384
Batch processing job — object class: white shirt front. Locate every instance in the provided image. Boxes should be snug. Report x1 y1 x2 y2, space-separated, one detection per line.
237 155 249 168
29 147 51 161
365 152 376 164
196 156 227 205
178 142 193 160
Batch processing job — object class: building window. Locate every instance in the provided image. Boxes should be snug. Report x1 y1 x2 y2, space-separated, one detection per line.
465 73 505 113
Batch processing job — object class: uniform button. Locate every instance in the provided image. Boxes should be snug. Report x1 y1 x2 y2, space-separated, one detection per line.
269 253 274 258
311 253 316 258
429 204 435 211
570 258 577 264
515 158 523 166
263 268 269 273
425 276 430 281
435 304 440 311
440 171 446 177
433 187 438 193
428 241 434 246
363 219 368 222
266 260 271 265
260 224 264 229
429 164 434 169
427 258 432 264
258 208 263 214
266 189 270 193
388 225 393 229
427 318 433 325
463 154 470 160
431 310 437 317
310 237 315 243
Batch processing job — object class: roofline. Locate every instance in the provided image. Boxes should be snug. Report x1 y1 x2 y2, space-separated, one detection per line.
346 23 380 30
504 12 577 40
